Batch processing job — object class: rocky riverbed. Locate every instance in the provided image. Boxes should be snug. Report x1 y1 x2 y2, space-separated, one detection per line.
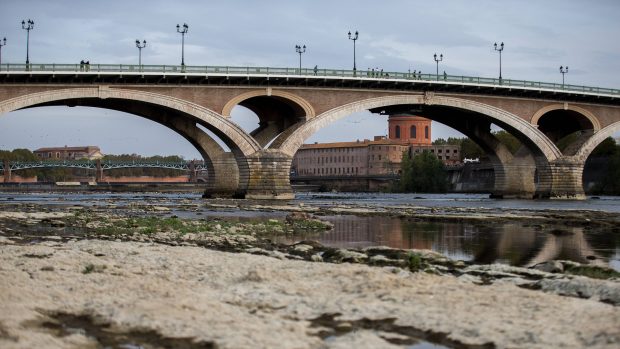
1 197 619 348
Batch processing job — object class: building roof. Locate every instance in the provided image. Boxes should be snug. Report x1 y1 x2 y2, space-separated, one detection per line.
299 138 426 150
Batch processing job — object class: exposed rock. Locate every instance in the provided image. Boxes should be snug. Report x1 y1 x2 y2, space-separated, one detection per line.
293 244 314 253
330 249 368 263
531 277 620 305
532 260 564 273
464 264 554 280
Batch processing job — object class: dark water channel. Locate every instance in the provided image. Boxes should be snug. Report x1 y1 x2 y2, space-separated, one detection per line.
276 215 620 271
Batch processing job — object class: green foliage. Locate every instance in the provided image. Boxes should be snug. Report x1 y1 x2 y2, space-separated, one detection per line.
565 265 620 280
590 137 618 157
399 151 448 193
493 131 521 154
460 138 485 160
433 131 520 160
406 252 423 272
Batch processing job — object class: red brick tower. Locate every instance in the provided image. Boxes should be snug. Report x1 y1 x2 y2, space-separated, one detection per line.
388 114 432 145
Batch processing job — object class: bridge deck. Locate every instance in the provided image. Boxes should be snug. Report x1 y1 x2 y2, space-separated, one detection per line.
0 161 207 171
1 63 617 105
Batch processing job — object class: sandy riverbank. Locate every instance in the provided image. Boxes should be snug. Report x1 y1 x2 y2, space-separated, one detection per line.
1 238 619 349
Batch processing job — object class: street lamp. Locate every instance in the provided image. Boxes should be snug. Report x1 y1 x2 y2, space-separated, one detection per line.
494 42 504 81
135 39 147 66
295 44 306 72
433 53 443 80
559 66 568 86
176 23 188 67
0 37 6 66
348 30 359 75
21 19 34 67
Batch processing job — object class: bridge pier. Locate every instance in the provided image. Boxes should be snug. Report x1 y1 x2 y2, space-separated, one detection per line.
2 160 10 183
202 152 241 197
95 159 104 182
539 157 586 200
490 148 538 199
244 150 294 200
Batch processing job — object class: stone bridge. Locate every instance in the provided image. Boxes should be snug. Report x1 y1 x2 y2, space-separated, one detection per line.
1 63 619 199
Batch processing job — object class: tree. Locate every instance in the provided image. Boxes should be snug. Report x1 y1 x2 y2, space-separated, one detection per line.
493 130 521 154
400 151 448 193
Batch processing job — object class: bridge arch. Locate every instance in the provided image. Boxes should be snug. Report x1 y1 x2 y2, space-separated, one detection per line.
278 94 562 162
0 87 260 195
530 104 601 156
221 89 315 148
576 120 620 159
0 87 261 156
221 89 315 119
531 104 601 132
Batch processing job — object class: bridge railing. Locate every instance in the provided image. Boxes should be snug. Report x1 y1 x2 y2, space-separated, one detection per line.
2 159 207 171
1 63 618 96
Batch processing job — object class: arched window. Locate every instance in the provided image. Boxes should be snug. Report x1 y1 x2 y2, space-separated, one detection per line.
410 125 417 139
395 125 401 138
425 126 429 139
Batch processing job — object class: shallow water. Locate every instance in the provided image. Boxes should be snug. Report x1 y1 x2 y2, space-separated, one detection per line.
1 191 618 270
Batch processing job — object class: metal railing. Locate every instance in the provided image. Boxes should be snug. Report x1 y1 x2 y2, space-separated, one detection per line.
1 160 207 171
1 63 618 96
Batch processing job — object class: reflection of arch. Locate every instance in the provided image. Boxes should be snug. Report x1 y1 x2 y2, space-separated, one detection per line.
278 94 561 161
221 89 315 119
531 104 601 131
577 121 620 158
0 87 261 156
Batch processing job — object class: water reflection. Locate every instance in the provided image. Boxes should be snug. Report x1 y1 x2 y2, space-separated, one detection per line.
279 215 619 270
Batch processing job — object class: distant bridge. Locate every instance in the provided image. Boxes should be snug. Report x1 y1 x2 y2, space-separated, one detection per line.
1 159 205 183
2 63 620 199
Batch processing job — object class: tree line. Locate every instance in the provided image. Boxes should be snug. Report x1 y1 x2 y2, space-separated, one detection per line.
398 133 620 195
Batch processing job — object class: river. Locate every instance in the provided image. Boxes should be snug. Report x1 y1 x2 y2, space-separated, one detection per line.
1 191 619 271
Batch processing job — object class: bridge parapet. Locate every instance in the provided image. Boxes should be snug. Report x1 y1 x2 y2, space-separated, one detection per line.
1 63 619 99
4 160 207 171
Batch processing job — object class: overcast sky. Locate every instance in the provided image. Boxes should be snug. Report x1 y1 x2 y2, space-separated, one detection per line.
1 0 619 159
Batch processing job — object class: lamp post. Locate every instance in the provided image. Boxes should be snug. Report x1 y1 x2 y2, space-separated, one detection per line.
0 37 6 66
176 23 188 67
494 42 504 81
295 44 306 72
348 30 358 75
21 19 34 67
135 39 147 66
433 53 443 80
559 65 568 87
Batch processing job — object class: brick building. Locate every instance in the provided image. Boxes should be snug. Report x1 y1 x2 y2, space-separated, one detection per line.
33 146 104 160
292 115 460 178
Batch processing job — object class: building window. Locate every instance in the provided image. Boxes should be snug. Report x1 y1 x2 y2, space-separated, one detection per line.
410 125 417 139
425 126 429 139
395 126 401 139
378 155 382 160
